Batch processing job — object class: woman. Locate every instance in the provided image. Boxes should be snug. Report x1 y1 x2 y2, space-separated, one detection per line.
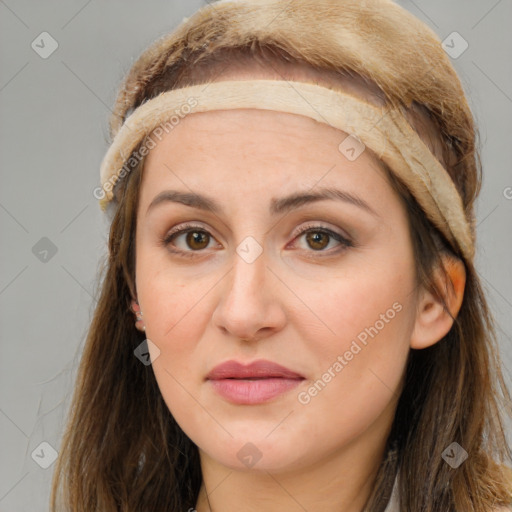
51 0 512 510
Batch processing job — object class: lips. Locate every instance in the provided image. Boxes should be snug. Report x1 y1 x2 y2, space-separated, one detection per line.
206 359 304 380
206 359 305 405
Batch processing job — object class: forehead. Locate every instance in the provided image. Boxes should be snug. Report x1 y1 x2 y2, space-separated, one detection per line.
139 106 397 220
143 106 382 177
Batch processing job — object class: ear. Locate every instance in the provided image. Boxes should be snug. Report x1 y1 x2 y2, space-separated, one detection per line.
410 255 466 350
130 298 140 312
130 298 146 332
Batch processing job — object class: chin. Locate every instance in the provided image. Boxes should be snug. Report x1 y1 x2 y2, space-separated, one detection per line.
200 434 312 474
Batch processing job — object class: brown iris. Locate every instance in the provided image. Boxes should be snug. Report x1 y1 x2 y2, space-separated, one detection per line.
186 230 210 250
306 231 329 250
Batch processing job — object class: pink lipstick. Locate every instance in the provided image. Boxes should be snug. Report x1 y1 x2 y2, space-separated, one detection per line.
206 359 305 405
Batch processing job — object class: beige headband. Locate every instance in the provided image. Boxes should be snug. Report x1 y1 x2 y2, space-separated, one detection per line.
99 79 474 261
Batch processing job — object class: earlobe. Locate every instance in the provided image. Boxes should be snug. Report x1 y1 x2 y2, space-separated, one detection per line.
130 299 146 332
410 255 466 350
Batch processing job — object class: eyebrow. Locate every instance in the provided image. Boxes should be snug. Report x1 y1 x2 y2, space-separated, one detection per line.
146 187 379 218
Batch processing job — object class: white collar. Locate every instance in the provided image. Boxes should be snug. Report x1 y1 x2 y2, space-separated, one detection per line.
382 474 399 512
379 477 511 512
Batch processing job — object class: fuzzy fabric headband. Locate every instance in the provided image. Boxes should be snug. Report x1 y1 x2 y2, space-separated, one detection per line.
98 79 474 261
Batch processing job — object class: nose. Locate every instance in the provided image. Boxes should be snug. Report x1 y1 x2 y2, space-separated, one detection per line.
211 245 287 343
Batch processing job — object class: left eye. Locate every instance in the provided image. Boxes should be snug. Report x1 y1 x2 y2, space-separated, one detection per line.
291 226 352 252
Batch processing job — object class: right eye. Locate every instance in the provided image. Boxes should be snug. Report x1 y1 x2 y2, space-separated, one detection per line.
162 223 220 257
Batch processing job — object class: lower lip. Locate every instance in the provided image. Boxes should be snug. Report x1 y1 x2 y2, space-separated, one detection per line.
208 378 303 404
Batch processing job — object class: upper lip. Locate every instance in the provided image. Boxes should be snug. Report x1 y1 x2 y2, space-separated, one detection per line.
206 359 305 380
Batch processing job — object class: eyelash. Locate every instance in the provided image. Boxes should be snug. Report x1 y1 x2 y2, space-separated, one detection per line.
161 222 354 258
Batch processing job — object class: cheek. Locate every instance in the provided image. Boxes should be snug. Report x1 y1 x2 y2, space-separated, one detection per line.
134 248 228 414
293 255 415 419
137 274 212 360
290 285 413 461
137 268 215 437
135 239 213 338
300 253 414 359
302 293 412 406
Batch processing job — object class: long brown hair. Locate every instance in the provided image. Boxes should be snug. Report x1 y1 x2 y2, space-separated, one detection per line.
50 1 512 510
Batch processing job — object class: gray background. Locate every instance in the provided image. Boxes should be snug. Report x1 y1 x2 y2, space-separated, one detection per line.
0 0 511 510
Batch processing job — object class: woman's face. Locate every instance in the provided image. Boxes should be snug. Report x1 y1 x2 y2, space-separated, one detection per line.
134 106 419 473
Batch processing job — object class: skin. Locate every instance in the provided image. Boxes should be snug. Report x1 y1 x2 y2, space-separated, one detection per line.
132 65 466 512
